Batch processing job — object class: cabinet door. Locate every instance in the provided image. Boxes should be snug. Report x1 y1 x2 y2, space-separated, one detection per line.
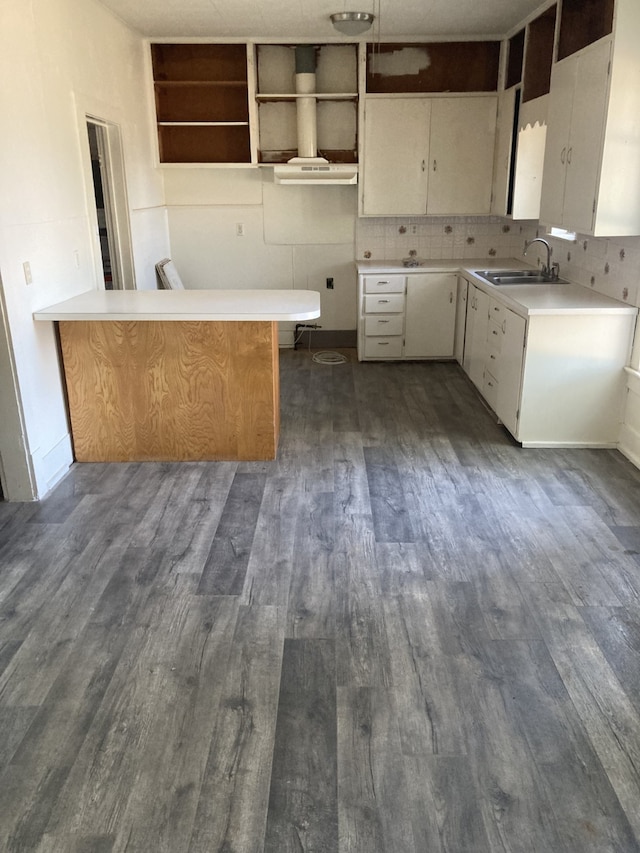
463 284 490 389
540 56 575 227
361 98 430 215
427 97 498 215
491 88 517 216
563 40 611 233
454 276 469 364
495 309 527 437
404 273 457 358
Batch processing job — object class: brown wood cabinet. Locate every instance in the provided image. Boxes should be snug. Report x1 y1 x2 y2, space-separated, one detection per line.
557 0 614 61
151 44 251 164
523 5 557 102
365 42 500 93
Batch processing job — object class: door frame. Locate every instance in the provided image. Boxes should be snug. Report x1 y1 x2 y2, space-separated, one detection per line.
0 269 37 501
83 114 136 290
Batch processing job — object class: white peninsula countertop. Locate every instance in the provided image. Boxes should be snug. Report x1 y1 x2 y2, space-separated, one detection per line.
33 288 321 322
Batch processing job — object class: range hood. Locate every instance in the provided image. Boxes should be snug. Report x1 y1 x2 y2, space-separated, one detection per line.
274 157 358 185
273 46 358 186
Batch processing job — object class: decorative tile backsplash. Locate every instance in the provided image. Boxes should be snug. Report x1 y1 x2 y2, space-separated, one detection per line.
356 216 640 307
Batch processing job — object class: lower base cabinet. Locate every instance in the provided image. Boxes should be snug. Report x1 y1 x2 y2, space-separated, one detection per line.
358 271 457 361
462 286 634 446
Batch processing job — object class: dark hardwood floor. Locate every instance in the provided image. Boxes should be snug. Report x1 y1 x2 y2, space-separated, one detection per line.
1 350 640 852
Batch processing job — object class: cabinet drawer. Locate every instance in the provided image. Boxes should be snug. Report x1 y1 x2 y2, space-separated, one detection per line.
487 320 502 352
364 337 404 359
365 315 404 336
363 274 406 294
364 294 405 314
489 300 505 324
483 370 499 410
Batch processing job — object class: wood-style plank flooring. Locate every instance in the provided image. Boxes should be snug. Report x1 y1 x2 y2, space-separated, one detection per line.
2 350 640 852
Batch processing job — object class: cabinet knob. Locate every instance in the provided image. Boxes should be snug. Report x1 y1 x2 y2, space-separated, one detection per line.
378 341 389 346
433 159 437 172
377 280 389 285
379 299 390 303
502 320 507 333
561 146 566 164
567 147 573 165
378 319 389 323
421 160 426 172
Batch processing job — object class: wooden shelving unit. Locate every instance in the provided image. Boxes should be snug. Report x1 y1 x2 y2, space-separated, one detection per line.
255 44 358 165
151 44 251 164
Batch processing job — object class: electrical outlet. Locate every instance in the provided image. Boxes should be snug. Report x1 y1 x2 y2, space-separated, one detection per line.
23 261 33 285
326 277 334 289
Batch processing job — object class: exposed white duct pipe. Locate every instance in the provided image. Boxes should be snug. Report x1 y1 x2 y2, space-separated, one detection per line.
293 45 318 159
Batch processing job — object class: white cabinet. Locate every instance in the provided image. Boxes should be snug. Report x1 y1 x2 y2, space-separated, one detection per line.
486 300 527 437
540 40 610 234
427 98 497 215
357 271 458 361
361 96 497 216
454 276 469 364
462 281 635 446
404 274 457 358
361 99 430 215
462 283 490 389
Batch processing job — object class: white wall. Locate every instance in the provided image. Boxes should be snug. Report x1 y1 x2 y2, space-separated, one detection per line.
163 168 357 344
0 0 169 499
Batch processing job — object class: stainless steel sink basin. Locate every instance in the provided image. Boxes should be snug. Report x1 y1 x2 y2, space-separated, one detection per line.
478 269 568 286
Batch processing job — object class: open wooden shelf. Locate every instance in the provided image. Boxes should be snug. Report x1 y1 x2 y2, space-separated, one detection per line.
151 44 251 164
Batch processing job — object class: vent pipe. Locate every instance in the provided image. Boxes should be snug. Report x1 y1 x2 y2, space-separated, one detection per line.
293 45 318 159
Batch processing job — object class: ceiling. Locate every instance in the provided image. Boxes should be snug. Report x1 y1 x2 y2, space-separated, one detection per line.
97 0 548 40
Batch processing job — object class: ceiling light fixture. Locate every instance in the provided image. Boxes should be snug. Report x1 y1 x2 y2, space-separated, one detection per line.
330 11 375 36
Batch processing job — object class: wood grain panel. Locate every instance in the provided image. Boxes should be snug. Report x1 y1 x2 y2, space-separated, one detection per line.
58 320 279 462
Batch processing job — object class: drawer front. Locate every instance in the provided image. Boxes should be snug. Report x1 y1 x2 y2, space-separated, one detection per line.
364 294 405 314
483 370 499 410
489 299 505 324
365 315 404 336
364 337 404 359
363 274 406 294
487 319 503 353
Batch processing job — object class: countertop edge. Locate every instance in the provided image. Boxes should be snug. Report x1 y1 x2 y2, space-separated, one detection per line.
33 289 322 322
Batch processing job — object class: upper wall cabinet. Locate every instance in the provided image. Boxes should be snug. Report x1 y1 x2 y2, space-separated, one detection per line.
365 42 500 94
362 96 497 216
492 6 556 219
256 44 358 164
557 0 614 61
151 44 252 164
360 41 499 217
540 0 640 236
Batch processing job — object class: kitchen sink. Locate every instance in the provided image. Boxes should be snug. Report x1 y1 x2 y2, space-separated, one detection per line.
478 269 569 286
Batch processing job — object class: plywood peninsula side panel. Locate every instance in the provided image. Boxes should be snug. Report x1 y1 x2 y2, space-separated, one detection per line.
58 320 279 462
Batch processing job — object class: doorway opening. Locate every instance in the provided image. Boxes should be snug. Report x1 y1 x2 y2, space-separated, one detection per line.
85 118 135 290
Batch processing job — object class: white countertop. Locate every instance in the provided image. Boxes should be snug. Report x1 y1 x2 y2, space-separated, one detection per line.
357 259 637 317
33 288 321 322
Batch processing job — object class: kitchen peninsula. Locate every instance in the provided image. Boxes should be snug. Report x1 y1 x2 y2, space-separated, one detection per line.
34 289 320 462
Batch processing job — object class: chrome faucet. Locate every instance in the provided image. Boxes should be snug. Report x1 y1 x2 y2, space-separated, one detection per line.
524 238 557 279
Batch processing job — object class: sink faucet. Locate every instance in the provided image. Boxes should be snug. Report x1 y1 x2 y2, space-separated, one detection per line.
524 238 556 279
